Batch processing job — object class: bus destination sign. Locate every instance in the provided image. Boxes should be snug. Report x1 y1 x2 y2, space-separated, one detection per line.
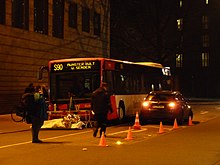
51 61 100 72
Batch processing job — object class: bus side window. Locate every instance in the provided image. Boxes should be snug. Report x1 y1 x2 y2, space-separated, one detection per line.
103 71 114 94
113 71 126 94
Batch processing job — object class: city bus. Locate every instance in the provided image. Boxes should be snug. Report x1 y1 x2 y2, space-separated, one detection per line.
39 58 170 121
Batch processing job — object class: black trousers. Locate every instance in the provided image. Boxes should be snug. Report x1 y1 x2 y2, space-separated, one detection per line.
31 116 44 141
93 113 107 137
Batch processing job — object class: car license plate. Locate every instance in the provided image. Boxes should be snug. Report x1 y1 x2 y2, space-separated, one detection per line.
152 105 164 108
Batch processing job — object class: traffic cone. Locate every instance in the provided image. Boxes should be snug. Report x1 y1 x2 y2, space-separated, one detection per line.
188 116 194 126
133 112 141 130
172 118 179 130
98 132 108 147
158 121 165 134
125 127 133 140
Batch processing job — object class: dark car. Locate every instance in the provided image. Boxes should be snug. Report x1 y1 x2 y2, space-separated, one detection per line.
139 91 193 124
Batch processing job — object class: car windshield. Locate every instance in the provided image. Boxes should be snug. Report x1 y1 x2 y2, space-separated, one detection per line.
146 94 175 101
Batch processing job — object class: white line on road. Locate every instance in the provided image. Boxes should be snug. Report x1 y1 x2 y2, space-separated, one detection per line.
108 128 147 136
200 111 209 115
0 130 92 149
0 141 32 149
41 130 92 140
0 125 174 149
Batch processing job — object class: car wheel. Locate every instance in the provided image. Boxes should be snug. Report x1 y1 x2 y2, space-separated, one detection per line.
139 111 144 124
177 110 184 125
186 109 193 122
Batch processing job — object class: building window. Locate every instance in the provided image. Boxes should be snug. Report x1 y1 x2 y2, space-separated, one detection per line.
0 0 5 24
180 0 183 8
69 2 77 29
205 0 209 5
34 0 48 35
52 0 64 38
202 52 209 67
93 11 100 36
176 53 183 68
202 34 209 47
12 0 29 30
82 7 90 33
202 15 208 29
177 18 183 31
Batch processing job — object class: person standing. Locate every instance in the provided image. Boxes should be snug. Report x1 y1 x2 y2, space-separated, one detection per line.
91 82 112 137
30 85 48 143
22 83 35 124
24 83 35 93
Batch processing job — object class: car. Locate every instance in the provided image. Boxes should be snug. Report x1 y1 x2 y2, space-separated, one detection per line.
139 90 193 125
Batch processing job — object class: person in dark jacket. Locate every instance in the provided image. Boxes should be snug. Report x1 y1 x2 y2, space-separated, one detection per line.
91 82 112 137
24 83 35 93
22 84 35 124
30 85 48 143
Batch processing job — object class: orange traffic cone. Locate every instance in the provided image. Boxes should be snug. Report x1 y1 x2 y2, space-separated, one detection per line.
172 118 179 130
133 112 141 130
188 116 194 126
98 132 108 147
125 127 133 140
158 121 165 134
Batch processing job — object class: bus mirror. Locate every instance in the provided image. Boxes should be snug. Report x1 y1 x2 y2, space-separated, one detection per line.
38 66 48 80
37 72 42 80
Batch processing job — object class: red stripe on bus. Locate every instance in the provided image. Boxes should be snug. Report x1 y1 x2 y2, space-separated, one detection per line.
108 95 118 120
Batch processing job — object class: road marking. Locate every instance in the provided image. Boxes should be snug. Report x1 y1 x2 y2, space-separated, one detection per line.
0 124 184 149
144 125 171 130
0 130 92 149
108 128 147 136
41 130 92 140
200 111 209 115
0 141 31 149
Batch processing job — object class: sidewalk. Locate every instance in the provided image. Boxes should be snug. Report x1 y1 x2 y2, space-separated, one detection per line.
0 114 31 134
188 98 220 105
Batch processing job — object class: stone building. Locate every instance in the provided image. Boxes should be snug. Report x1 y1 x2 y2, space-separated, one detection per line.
0 0 110 114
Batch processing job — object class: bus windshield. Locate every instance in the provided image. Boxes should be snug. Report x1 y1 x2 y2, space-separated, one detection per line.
50 70 100 102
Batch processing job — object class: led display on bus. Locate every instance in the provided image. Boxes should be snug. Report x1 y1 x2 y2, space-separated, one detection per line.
51 61 100 72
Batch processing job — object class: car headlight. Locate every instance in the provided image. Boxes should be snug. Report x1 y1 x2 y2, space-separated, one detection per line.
142 101 150 107
168 102 176 108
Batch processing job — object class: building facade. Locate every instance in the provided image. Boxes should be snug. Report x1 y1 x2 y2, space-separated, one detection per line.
174 0 220 98
0 0 110 114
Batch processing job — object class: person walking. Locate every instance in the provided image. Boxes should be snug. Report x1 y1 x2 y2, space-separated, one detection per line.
91 82 112 137
30 85 48 143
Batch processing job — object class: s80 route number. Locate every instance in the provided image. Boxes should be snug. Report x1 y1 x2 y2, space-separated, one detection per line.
54 64 63 71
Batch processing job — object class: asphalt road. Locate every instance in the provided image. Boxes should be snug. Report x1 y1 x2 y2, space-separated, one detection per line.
0 103 220 165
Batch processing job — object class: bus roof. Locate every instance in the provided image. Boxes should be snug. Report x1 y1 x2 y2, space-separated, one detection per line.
134 62 163 68
49 58 163 68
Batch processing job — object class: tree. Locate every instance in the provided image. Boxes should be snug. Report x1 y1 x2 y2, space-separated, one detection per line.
110 0 178 66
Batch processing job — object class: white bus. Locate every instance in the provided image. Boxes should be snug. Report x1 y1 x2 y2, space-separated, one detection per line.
40 58 170 121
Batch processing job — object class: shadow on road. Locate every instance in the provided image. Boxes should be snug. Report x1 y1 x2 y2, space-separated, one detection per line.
0 129 30 135
35 141 72 145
